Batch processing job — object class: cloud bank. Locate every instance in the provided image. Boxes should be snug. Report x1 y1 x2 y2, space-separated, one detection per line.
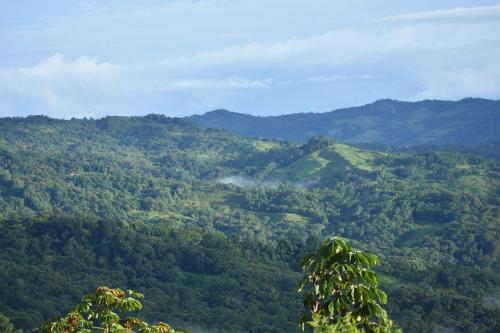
0 54 121 117
0 2 499 117
382 5 500 23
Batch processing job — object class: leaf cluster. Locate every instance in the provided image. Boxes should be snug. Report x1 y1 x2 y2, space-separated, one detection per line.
299 237 396 333
37 286 177 333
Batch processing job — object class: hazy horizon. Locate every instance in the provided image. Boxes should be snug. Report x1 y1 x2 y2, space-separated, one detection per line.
0 96 496 120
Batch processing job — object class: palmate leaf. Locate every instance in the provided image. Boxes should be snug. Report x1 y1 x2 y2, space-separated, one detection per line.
374 289 387 305
36 286 180 333
100 311 120 324
116 297 143 311
298 237 398 333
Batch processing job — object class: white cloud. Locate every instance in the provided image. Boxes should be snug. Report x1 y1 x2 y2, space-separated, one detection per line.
306 74 375 83
413 66 500 101
153 29 379 72
18 53 119 82
143 20 500 107
382 5 500 23
153 77 272 91
0 54 272 117
0 54 121 116
148 19 499 77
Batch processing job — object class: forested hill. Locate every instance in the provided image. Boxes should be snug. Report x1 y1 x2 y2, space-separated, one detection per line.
0 115 499 332
189 98 500 146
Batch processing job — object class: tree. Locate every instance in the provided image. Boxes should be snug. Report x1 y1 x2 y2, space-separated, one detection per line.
303 136 336 153
298 237 399 333
37 286 178 333
0 314 22 333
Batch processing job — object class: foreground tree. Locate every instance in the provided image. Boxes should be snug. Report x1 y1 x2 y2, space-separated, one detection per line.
37 286 177 333
0 314 22 333
298 237 399 333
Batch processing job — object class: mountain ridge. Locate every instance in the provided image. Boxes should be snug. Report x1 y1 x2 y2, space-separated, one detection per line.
189 98 500 146
202 97 494 117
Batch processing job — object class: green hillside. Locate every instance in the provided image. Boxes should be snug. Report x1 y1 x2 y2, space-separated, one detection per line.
0 116 499 332
190 98 500 146
270 144 386 182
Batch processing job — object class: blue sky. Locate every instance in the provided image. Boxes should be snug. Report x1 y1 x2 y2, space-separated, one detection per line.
1 0 500 118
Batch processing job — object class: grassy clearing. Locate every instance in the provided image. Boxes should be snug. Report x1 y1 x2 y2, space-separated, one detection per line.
397 224 445 247
196 189 231 204
281 213 310 224
130 210 193 223
456 175 497 197
378 272 399 285
333 144 385 171
270 150 330 182
270 144 386 182
251 140 280 151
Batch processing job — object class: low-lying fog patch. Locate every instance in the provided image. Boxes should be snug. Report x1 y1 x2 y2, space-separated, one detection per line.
218 175 315 189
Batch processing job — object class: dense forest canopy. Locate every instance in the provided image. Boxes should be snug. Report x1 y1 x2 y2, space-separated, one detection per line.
190 98 500 146
0 115 499 332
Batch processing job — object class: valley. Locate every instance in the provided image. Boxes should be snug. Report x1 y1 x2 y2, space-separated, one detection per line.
0 114 498 332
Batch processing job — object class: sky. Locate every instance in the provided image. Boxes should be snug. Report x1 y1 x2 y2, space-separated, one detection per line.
1 0 500 118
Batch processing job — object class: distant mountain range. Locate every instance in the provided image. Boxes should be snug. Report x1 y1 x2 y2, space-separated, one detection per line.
189 98 500 146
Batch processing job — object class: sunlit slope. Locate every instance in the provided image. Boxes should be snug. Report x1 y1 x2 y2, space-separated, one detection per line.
269 143 387 182
265 142 498 198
